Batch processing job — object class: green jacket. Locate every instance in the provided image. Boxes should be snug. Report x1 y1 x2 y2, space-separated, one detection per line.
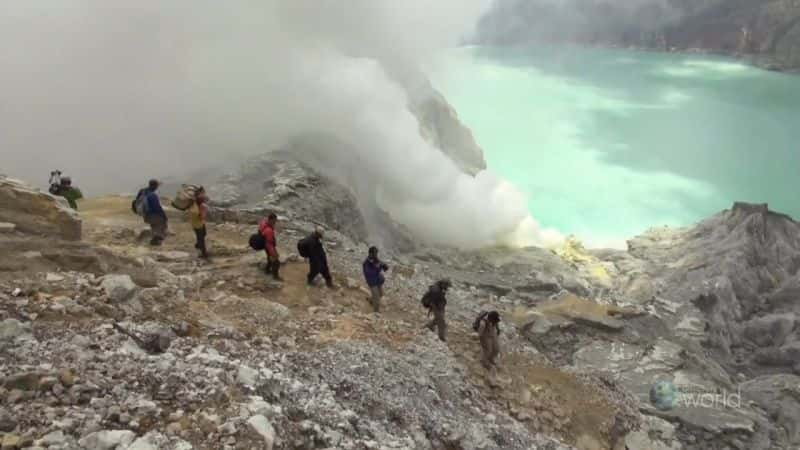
57 187 83 209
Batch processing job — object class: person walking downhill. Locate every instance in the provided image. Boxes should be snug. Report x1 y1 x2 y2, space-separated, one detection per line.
362 246 389 313
189 189 209 259
259 213 282 281
474 310 501 370
421 279 451 342
300 226 333 288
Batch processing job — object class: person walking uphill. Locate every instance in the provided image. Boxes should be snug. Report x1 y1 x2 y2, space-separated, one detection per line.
134 179 168 246
259 213 282 281
421 279 451 342
299 226 333 288
189 189 209 259
363 246 389 312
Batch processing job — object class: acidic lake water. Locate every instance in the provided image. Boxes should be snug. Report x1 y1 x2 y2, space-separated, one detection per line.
428 46 800 246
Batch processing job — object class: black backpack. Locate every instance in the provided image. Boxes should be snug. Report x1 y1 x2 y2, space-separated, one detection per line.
421 285 439 309
249 233 266 251
297 236 312 258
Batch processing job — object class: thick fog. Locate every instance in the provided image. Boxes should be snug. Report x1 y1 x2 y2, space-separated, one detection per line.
0 1 561 248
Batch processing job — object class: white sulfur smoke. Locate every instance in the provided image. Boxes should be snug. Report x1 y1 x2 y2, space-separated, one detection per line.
0 0 562 249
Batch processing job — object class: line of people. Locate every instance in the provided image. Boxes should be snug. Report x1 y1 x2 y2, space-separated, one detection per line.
128 179 503 371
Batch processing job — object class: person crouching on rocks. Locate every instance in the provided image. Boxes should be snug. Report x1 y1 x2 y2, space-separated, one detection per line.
362 246 389 312
189 188 209 259
474 310 501 370
53 176 83 210
259 213 282 281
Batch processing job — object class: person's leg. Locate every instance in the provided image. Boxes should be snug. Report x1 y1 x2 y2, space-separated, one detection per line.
198 226 208 258
321 257 333 287
147 216 160 245
435 310 447 342
370 286 381 312
269 256 282 280
152 216 167 244
307 259 319 285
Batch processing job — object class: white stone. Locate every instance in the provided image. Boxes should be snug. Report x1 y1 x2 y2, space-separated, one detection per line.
70 334 92 347
101 275 138 303
46 273 65 282
0 222 15 233
127 431 167 450
155 251 191 262
237 365 259 387
247 415 275 450
38 430 66 446
78 430 136 450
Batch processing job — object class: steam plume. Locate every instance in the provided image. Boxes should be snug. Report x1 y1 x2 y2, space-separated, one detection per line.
0 0 561 249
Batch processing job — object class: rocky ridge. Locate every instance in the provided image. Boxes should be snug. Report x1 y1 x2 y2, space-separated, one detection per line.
475 0 800 71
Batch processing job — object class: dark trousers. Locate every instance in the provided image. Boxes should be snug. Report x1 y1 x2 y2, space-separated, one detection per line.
193 226 208 257
266 255 281 279
308 255 332 286
146 214 168 245
426 308 447 342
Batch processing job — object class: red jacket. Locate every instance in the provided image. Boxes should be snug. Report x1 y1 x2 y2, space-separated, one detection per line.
259 220 277 257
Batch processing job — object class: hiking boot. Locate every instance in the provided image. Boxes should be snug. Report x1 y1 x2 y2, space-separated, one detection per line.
272 275 285 282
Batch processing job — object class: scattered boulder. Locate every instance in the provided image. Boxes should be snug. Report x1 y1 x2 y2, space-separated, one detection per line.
247 415 276 450
0 409 17 432
0 176 81 240
0 319 31 342
101 275 138 303
0 222 15 233
77 430 136 450
1 433 20 450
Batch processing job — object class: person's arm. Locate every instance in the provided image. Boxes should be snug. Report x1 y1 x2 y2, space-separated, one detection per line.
199 204 208 223
74 188 83 200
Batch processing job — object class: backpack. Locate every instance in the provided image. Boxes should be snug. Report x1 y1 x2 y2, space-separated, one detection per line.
132 189 148 217
171 184 200 211
297 236 312 258
249 233 266 251
473 311 488 332
421 286 438 309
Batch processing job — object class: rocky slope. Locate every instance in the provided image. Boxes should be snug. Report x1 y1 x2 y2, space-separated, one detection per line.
4 150 800 450
0 174 638 450
475 0 800 71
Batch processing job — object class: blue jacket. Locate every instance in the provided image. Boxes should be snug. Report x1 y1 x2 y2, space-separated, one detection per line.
362 256 386 287
145 190 165 217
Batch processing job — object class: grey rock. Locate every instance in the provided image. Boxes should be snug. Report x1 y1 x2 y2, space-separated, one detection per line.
0 409 17 432
101 275 138 303
247 415 275 450
78 430 136 450
0 222 15 233
0 319 31 342
0 176 81 240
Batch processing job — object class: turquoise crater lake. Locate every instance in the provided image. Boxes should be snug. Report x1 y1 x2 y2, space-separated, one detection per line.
428 46 800 246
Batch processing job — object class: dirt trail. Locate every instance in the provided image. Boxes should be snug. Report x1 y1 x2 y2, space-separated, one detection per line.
76 196 619 450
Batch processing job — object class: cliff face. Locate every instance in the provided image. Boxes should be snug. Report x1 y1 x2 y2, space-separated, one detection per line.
475 0 800 71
